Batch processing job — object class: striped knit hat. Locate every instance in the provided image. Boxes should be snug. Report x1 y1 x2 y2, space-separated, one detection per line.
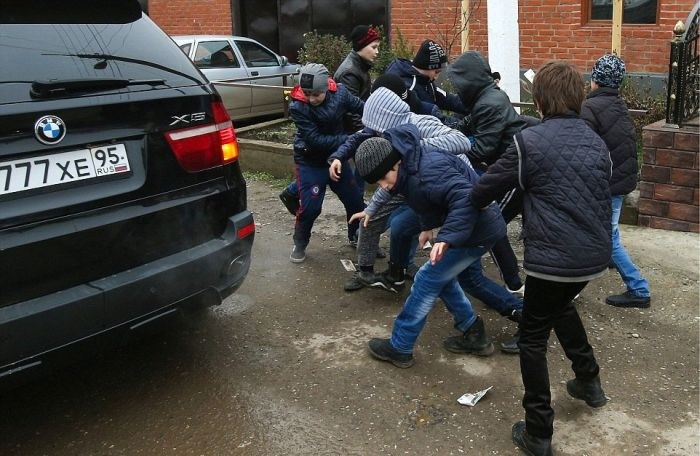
362 87 411 132
355 137 401 184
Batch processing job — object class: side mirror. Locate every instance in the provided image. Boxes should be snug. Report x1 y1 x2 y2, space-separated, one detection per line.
279 55 289 66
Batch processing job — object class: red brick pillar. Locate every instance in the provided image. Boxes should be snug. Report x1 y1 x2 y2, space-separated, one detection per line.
638 119 699 232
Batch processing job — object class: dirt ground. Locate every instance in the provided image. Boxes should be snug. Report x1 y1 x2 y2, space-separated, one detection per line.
240 176 699 455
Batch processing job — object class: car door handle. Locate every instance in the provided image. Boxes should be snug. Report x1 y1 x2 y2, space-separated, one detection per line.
251 71 259 76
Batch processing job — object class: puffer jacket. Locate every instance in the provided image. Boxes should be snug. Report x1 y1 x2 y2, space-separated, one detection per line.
581 86 638 196
289 79 364 167
335 51 373 131
384 124 505 248
446 51 527 168
471 113 612 280
386 58 467 116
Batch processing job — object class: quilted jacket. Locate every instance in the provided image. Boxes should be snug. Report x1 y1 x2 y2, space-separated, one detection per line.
472 113 612 280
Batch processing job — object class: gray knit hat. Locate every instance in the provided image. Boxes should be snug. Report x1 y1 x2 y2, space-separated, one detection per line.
299 63 330 92
355 137 401 184
591 54 625 89
362 87 411 132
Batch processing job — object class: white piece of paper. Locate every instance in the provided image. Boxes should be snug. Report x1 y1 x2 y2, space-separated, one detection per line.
340 259 356 272
457 386 493 406
524 69 536 83
423 241 432 250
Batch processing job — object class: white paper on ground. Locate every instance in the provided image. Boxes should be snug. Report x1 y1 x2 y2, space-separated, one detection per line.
422 241 432 250
340 259 356 272
457 386 493 406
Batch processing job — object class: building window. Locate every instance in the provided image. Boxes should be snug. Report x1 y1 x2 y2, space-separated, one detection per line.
586 0 658 24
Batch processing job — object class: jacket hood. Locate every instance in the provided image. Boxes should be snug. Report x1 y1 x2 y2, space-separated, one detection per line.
446 51 494 108
362 87 412 132
382 123 422 177
290 78 338 103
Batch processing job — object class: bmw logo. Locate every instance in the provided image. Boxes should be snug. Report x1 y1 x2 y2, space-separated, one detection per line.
34 115 66 145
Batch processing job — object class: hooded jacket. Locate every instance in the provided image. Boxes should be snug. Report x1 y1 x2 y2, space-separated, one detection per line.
471 113 612 280
446 51 527 168
289 79 364 167
384 124 505 248
386 58 467 116
335 51 373 131
580 86 638 196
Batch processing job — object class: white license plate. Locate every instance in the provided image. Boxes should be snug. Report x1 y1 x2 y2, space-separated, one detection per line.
0 144 130 196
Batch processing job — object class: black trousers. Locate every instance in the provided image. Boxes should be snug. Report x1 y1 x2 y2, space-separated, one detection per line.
518 275 600 438
489 187 525 289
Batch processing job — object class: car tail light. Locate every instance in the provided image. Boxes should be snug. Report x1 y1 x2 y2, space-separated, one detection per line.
237 221 255 239
165 101 239 172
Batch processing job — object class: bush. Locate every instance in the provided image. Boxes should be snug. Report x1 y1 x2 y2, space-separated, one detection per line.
297 31 351 75
372 26 414 76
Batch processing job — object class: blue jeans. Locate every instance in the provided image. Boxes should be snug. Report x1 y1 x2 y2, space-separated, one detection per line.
611 195 650 297
390 246 485 353
293 163 364 248
388 204 420 267
457 260 523 315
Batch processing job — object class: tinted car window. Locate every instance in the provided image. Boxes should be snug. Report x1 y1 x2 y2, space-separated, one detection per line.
0 12 203 104
194 41 241 69
235 40 279 67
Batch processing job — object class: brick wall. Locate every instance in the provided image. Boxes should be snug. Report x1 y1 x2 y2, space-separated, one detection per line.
638 120 699 232
390 0 695 74
149 0 232 35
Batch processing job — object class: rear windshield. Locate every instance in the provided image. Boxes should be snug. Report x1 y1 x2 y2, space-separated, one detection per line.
0 7 204 103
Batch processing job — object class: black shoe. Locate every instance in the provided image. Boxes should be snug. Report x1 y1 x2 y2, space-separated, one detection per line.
381 262 406 287
511 421 553 456
605 291 650 308
367 338 414 368
500 330 520 354
343 270 397 293
443 316 494 356
289 245 306 263
279 188 299 216
566 376 608 408
507 308 522 324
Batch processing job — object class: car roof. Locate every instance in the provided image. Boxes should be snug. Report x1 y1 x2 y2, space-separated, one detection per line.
171 35 255 41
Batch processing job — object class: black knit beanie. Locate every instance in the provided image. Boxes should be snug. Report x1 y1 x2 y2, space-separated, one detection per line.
355 137 401 184
412 40 447 70
371 73 423 114
350 25 380 52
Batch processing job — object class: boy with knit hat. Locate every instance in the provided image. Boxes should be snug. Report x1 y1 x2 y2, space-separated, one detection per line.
287 63 365 263
354 123 506 368
581 54 651 309
385 39 468 121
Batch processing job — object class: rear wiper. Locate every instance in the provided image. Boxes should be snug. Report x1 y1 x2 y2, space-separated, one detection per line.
30 78 166 99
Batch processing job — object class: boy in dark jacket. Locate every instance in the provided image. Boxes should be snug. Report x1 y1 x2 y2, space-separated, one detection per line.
471 61 612 456
288 63 365 263
355 124 506 368
581 54 651 309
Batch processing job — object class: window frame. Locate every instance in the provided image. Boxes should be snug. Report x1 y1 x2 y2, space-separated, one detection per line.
582 0 660 26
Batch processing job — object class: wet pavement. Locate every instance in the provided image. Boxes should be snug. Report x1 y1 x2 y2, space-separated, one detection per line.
1 177 698 455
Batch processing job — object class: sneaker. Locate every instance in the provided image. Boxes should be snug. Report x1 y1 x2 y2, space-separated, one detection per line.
566 376 608 408
279 188 299 216
500 329 520 354
343 270 397 293
511 421 553 456
605 291 650 308
507 308 522 324
381 262 406 287
367 338 414 368
507 283 525 298
443 316 494 356
289 245 306 263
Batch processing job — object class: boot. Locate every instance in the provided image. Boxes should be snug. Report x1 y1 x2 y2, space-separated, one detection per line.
566 376 608 408
382 262 406 287
511 421 553 456
443 316 494 356
368 338 414 368
279 188 299 215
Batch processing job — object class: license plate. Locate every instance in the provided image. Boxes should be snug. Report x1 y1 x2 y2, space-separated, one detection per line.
0 144 130 196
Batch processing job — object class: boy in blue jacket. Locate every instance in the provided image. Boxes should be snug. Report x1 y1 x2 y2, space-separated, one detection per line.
354 123 506 368
288 63 365 263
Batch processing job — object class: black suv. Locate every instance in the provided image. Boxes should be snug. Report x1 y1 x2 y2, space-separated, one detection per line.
0 2 254 387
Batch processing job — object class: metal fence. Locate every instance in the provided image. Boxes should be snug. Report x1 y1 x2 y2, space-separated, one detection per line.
666 3 700 127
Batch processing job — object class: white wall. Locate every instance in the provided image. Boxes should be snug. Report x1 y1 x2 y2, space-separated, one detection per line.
486 0 520 104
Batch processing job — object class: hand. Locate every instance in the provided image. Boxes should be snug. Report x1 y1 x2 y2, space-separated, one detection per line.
418 230 433 249
349 211 371 228
429 241 449 264
329 159 342 181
